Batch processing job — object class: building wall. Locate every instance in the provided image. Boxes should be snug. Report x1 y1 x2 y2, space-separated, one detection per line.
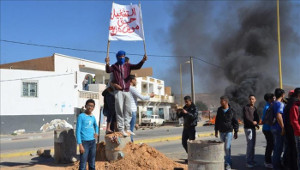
0 56 54 71
0 69 76 116
53 53 107 91
0 54 109 133
136 77 165 96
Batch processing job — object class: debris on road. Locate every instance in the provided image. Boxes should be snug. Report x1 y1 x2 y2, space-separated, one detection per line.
69 142 187 170
12 129 26 135
40 119 73 132
37 148 52 158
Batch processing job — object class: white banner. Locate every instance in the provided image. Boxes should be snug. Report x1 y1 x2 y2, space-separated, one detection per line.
108 3 144 41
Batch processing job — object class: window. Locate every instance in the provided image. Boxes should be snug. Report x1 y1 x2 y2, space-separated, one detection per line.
22 82 38 97
159 108 164 119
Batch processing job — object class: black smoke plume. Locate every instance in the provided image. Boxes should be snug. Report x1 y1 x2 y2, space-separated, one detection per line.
168 1 300 117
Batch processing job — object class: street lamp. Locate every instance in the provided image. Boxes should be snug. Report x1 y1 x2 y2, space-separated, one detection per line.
180 60 190 107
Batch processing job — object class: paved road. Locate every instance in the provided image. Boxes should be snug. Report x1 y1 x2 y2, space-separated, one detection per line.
0 130 270 170
0 125 214 153
150 131 268 170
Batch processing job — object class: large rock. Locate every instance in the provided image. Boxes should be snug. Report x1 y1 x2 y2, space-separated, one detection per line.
54 129 77 163
104 132 131 161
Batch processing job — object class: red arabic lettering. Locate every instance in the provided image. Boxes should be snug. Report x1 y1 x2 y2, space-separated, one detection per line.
117 18 137 27
109 24 140 36
110 8 136 20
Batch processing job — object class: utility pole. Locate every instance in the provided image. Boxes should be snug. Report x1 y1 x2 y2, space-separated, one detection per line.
180 63 183 107
277 0 283 88
190 57 195 103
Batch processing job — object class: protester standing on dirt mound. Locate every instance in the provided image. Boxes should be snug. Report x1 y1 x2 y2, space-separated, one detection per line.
105 51 147 137
76 99 98 170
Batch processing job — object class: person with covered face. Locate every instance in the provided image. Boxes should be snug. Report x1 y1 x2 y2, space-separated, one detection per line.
105 50 147 137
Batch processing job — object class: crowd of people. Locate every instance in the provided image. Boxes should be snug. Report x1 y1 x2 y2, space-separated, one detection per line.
177 87 300 170
76 51 151 170
75 49 300 170
213 88 300 170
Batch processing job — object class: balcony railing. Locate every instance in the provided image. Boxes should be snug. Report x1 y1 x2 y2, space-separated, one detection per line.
79 90 99 99
138 94 174 103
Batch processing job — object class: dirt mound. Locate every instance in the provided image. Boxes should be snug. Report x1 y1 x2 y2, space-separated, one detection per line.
69 142 187 170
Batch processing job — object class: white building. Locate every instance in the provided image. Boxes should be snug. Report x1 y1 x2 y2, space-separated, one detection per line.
0 53 174 134
134 76 174 125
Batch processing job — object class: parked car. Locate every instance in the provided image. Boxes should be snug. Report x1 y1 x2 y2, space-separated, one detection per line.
141 115 164 126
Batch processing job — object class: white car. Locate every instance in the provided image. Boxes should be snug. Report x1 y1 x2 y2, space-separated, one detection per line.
142 115 165 126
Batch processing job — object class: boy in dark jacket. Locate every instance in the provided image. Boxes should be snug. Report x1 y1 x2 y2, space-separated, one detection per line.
177 96 198 154
215 96 239 170
243 95 260 168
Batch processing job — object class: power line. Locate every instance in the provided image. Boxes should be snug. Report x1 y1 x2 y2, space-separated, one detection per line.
193 57 224 69
0 72 74 82
1 39 223 69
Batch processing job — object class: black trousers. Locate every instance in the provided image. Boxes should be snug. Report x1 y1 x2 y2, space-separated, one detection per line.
283 125 297 170
263 130 274 164
182 126 196 153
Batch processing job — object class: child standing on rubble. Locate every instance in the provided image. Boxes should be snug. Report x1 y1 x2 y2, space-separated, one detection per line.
76 99 99 170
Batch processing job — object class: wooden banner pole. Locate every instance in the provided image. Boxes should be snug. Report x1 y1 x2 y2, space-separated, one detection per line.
139 2 147 55
106 40 111 60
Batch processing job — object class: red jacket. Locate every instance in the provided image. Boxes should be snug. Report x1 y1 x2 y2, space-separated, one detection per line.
106 61 144 92
290 101 300 136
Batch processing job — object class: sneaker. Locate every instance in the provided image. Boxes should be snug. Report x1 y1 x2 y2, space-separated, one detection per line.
225 164 231 170
264 162 273 169
246 163 254 168
121 130 128 137
127 130 135 136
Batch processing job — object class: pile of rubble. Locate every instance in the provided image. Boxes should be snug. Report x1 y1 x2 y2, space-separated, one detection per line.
69 142 187 170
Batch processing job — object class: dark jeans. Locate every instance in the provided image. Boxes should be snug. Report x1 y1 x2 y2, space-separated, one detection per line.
130 111 137 142
220 132 233 166
79 140 96 170
283 125 297 170
272 129 284 170
182 126 196 153
295 136 300 170
263 130 274 164
106 93 116 131
244 128 256 165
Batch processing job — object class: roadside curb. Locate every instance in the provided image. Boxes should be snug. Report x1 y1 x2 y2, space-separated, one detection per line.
0 131 215 159
0 134 52 142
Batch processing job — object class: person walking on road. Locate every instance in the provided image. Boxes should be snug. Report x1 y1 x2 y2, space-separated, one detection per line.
271 88 285 170
262 93 275 168
243 95 260 168
290 88 300 170
129 74 154 142
177 96 198 157
215 96 239 170
105 50 147 137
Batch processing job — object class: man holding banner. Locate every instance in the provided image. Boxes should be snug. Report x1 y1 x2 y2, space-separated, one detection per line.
105 52 147 136
105 2 147 137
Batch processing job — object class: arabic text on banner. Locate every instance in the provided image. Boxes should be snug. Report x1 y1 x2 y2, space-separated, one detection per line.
108 3 144 41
